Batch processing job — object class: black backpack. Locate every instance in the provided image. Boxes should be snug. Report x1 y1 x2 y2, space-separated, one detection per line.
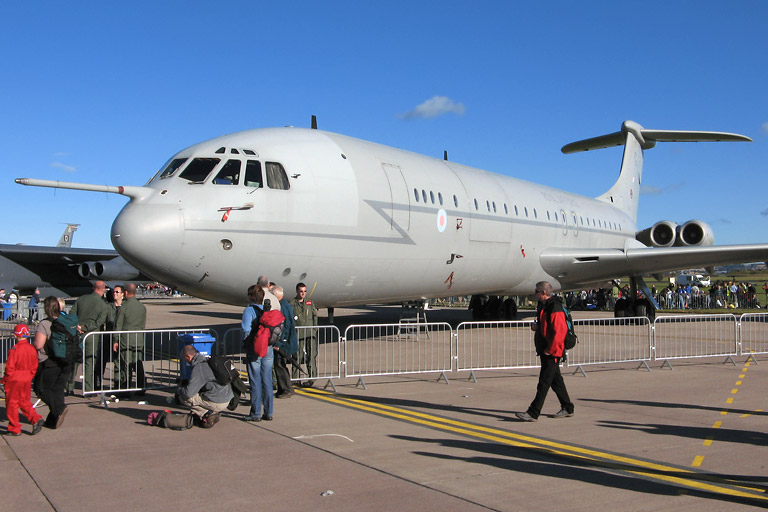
207 355 237 385
206 356 248 411
562 304 578 350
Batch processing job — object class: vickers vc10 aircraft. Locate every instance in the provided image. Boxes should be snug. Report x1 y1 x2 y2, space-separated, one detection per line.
15 120 768 319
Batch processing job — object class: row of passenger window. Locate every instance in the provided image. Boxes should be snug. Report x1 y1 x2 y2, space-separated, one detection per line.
153 157 291 190
412 187 622 231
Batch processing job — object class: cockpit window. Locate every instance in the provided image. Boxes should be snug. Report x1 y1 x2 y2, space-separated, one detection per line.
244 160 263 188
212 159 241 185
154 158 188 181
265 162 290 190
178 158 220 182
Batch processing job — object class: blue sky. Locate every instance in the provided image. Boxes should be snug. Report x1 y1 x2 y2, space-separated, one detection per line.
2 1 766 249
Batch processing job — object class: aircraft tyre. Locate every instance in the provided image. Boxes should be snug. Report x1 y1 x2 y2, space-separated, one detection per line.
503 298 517 320
614 298 628 318
634 298 655 323
486 296 504 320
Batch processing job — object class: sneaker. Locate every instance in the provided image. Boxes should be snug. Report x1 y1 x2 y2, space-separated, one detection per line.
515 411 537 422
201 411 221 428
55 407 69 429
243 416 262 422
31 419 45 435
7 431 22 436
261 414 273 421
552 408 574 419
275 392 293 399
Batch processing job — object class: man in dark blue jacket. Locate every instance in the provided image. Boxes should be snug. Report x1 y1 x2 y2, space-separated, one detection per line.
272 286 298 398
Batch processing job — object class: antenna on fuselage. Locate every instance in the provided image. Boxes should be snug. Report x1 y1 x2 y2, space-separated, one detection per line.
311 115 317 129
444 150 448 161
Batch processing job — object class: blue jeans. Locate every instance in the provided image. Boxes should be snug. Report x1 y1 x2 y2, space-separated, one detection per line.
246 349 274 418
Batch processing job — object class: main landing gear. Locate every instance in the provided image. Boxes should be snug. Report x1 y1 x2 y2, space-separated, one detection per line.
613 276 657 322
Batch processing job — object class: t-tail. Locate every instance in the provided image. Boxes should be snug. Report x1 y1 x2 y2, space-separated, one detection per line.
561 120 751 225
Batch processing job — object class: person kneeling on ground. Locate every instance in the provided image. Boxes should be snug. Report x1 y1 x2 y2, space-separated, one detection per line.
177 345 233 428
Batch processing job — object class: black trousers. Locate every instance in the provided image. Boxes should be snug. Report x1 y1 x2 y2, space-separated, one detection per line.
527 355 574 419
39 360 69 426
274 352 294 395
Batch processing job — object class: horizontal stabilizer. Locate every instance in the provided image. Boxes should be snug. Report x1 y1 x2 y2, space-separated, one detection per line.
562 121 752 153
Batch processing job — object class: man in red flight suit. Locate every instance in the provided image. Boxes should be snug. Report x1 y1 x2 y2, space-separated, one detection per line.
2 324 44 436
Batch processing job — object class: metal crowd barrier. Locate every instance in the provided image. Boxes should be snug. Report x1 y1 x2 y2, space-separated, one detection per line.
0 334 12 376
78 328 214 400
652 314 739 367
567 317 653 373
739 313 768 361
344 322 453 388
4 313 766 399
455 320 538 381
217 325 343 389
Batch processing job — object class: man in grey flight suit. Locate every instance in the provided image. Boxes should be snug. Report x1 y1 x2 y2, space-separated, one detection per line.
69 280 110 393
113 283 147 394
291 282 318 386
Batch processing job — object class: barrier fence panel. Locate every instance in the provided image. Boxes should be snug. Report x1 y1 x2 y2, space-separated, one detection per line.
653 314 738 363
739 313 768 358
216 325 343 384
0 335 12 376
296 325 343 382
344 322 453 380
567 317 652 368
80 328 213 397
455 320 538 373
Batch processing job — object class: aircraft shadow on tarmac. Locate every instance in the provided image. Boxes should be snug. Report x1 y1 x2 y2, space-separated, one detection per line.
580 398 768 418
331 392 515 422
596 419 768 448
391 435 768 507
173 310 242 320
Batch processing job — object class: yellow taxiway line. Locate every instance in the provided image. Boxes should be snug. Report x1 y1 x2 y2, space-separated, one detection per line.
296 387 767 503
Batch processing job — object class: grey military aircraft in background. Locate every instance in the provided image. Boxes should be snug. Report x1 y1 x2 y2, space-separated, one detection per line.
0 223 148 299
15 119 768 319
56 223 79 248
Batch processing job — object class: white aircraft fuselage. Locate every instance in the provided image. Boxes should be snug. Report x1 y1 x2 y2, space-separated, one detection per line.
17 121 766 308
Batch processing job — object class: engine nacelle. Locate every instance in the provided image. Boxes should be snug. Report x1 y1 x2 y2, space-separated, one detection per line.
635 220 677 247
675 219 714 246
76 258 142 281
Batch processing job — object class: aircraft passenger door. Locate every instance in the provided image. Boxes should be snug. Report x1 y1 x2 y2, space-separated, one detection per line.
560 209 567 236
571 211 579 237
381 163 410 231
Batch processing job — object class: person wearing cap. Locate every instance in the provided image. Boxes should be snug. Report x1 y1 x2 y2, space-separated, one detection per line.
2 324 44 436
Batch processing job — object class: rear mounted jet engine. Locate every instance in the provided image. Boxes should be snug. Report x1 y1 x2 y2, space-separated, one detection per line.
77 259 141 281
675 220 714 247
636 220 677 247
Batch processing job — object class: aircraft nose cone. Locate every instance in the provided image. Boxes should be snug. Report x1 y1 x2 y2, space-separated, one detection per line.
111 202 184 277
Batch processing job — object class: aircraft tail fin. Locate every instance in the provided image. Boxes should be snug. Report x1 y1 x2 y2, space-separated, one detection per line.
57 223 79 248
561 120 751 223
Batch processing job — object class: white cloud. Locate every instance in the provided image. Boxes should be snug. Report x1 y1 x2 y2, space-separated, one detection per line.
639 184 661 195
51 162 77 173
762 122 768 134
640 182 684 196
399 96 466 120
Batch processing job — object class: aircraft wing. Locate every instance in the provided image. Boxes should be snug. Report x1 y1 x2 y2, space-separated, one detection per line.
0 244 149 295
540 244 768 288
0 244 119 265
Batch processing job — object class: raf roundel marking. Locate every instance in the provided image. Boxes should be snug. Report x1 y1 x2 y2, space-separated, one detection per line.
436 209 447 233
